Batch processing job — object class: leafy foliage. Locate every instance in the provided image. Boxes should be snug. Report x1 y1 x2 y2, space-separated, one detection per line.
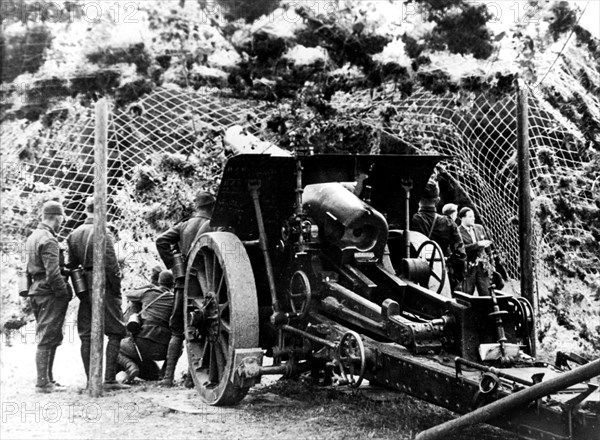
416 0 494 59
117 149 223 235
213 0 280 23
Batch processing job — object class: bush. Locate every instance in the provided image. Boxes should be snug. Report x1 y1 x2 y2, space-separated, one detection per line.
417 1 494 59
547 1 578 41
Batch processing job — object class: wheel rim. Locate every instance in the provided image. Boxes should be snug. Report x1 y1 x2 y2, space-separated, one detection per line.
416 240 447 295
184 232 259 405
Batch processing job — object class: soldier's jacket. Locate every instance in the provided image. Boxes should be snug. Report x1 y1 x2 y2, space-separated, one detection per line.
25 223 69 297
66 218 121 294
126 286 174 344
156 215 210 268
411 206 467 260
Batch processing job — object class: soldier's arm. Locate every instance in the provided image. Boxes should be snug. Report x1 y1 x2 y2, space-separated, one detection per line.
125 286 146 301
105 232 122 293
156 225 181 269
41 238 69 297
66 234 80 269
125 288 145 313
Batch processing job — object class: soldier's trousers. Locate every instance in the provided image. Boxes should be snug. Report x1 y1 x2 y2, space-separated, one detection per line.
77 289 126 342
168 282 184 337
120 335 167 380
30 294 70 349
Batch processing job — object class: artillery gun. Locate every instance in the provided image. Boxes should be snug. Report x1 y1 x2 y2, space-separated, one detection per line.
183 153 599 440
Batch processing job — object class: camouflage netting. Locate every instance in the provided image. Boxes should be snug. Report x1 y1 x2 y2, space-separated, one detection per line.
2 83 598 283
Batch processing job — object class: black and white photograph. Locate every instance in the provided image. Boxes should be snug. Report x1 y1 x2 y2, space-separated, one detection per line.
1 1 599 439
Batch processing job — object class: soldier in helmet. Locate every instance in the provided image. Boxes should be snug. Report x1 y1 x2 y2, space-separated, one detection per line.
66 197 129 390
25 200 73 393
156 191 216 386
118 270 175 383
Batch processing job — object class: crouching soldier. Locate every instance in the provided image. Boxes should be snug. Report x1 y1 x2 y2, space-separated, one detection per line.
25 201 73 393
155 191 215 386
118 270 175 383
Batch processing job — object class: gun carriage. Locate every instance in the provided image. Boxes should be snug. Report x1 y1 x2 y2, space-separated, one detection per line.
183 153 599 440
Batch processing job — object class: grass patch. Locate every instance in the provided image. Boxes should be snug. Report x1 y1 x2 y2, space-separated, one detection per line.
245 376 515 440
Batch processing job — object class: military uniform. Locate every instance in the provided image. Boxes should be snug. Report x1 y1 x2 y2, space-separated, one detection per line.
25 201 71 392
156 215 211 335
154 191 215 386
411 206 466 258
67 216 127 387
26 223 71 347
411 206 467 291
119 282 174 382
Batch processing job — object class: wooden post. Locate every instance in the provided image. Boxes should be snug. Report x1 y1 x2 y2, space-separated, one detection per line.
516 79 536 356
89 99 108 397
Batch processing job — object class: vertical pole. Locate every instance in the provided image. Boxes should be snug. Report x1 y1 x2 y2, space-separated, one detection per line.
89 99 108 397
516 80 536 356
248 181 279 314
401 180 413 259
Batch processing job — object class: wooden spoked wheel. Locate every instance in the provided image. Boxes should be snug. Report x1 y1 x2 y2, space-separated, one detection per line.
416 240 447 295
184 232 259 406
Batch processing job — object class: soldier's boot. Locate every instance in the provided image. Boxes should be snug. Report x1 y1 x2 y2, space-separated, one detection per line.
47 346 67 391
159 335 183 387
117 354 140 384
104 337 131 390
35 348 62 393
183 368 195 389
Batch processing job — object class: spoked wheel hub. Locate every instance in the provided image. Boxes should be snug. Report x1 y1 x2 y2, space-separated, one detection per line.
187 292 220 341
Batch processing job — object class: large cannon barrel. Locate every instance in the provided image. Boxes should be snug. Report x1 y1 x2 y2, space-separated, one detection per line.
302 182 388 256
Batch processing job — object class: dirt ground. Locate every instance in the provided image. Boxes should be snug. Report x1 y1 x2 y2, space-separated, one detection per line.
0 300 517 440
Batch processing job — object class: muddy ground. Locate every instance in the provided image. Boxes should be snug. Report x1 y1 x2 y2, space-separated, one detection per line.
0 301 516 440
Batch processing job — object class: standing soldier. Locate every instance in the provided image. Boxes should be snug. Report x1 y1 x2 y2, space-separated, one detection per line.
67 197 129 390
156 191 215 386
25 201 72 393
411 181 466 292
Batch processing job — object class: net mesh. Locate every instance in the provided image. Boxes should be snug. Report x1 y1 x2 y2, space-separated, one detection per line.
2 83 597 282
331 85 598 280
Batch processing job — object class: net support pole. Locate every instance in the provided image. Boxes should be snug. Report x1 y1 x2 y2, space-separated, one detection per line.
516 80 536 356
89 99 108 397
